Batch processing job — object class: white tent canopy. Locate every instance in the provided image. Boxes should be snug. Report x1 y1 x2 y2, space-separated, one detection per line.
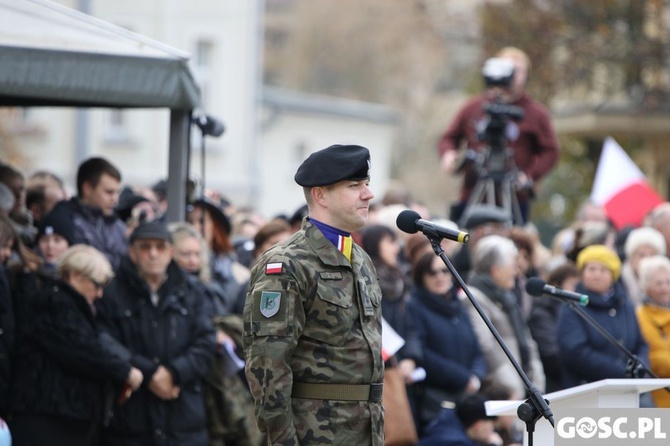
0 0 202 221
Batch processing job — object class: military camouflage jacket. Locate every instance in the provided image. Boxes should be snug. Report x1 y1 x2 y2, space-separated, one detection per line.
243 219 384 445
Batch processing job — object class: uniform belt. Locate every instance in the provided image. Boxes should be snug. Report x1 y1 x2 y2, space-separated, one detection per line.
292 382 383 403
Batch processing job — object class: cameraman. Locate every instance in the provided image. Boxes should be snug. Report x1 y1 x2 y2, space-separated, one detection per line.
438 47 560 224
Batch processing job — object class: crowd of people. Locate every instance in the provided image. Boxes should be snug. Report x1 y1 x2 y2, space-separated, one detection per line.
1 46 669 445
0 147 669 446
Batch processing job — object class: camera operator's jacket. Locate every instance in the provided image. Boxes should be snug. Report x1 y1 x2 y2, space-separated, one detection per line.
437 92 560 202
243 219 384 445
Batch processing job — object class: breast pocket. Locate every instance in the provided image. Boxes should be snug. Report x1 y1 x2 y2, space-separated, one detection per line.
303 273 355 346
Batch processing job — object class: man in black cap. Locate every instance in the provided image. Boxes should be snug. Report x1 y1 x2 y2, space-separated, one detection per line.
243 144 384 445
97 221 216 445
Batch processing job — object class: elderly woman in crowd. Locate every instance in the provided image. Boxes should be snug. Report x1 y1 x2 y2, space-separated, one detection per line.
556 244 649 389
620 227 666 308
9 245 143 446
636 255 670 407
465 235 545 399
407 251 486 432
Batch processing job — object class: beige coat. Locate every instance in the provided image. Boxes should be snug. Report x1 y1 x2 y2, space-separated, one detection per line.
462 286 546 398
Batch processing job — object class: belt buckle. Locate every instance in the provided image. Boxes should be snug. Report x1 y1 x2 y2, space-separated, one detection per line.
369 383 383 403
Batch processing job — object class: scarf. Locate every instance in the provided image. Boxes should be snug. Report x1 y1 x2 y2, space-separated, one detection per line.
310 218 353 261
469 273 531 373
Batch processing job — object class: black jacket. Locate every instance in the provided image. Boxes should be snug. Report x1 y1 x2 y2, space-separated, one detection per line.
0 267 13 416
97 257 216 446
9 280 130 422
53 198 128 271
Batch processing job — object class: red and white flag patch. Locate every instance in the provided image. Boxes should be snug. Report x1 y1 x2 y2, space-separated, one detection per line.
265 262 283 275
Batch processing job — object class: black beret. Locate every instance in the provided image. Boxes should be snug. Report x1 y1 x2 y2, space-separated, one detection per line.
294 144 371 187
129 221 172 244
464 204 511 229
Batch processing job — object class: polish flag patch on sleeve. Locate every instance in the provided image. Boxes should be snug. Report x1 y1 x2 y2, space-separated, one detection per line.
265 262 283 275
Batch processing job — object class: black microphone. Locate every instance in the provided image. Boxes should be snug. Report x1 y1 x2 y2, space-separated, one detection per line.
525 277 589 307
396 210 469 244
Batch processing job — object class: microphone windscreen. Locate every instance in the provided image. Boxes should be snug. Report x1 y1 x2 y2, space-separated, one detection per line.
525 277 546 297
396 210 421 234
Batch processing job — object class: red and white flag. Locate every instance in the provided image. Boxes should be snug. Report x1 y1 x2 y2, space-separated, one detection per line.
590 137 664 229
381 318 405 362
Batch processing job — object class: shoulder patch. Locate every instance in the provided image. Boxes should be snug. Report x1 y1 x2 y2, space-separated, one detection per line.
260 291 282 318
265 262 283 275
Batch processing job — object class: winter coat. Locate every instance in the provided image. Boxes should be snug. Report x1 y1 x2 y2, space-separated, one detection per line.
53 198 128 270
406 286 487 429
557 281 649 389
528 294 565 392
374 260 421 361
419 408 477 446
97 257 216 446
9 280 130 422
465 274 546 398
0 268 13 417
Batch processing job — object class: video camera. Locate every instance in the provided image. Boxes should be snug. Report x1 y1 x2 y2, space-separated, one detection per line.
476 58 525 174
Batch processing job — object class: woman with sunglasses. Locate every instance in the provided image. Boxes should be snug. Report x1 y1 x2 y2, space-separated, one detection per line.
406 251 487 434
8 245 143 446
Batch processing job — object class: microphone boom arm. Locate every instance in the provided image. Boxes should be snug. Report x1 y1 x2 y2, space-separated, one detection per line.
425 234 554 444
564 300 670 394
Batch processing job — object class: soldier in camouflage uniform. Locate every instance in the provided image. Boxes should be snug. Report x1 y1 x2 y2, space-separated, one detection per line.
243 144 384 445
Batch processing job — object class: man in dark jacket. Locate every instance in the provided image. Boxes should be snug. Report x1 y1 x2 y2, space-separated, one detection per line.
53 157 127 270
97 221 217 446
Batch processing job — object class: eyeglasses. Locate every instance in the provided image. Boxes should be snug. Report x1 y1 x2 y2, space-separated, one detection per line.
426 267 449 277
89 278 109 290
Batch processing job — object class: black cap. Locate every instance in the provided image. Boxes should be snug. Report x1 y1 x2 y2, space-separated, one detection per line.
464 204 511 229
294 144 371 187
129 221 172 244
188 197 231 235
455 394 496 429
37 207 75 245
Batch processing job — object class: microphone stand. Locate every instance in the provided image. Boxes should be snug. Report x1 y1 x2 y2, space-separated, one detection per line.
564 300 670 394
425 234 553 446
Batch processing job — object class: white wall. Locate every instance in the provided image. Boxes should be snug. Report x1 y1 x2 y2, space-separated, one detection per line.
13 1 396 221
